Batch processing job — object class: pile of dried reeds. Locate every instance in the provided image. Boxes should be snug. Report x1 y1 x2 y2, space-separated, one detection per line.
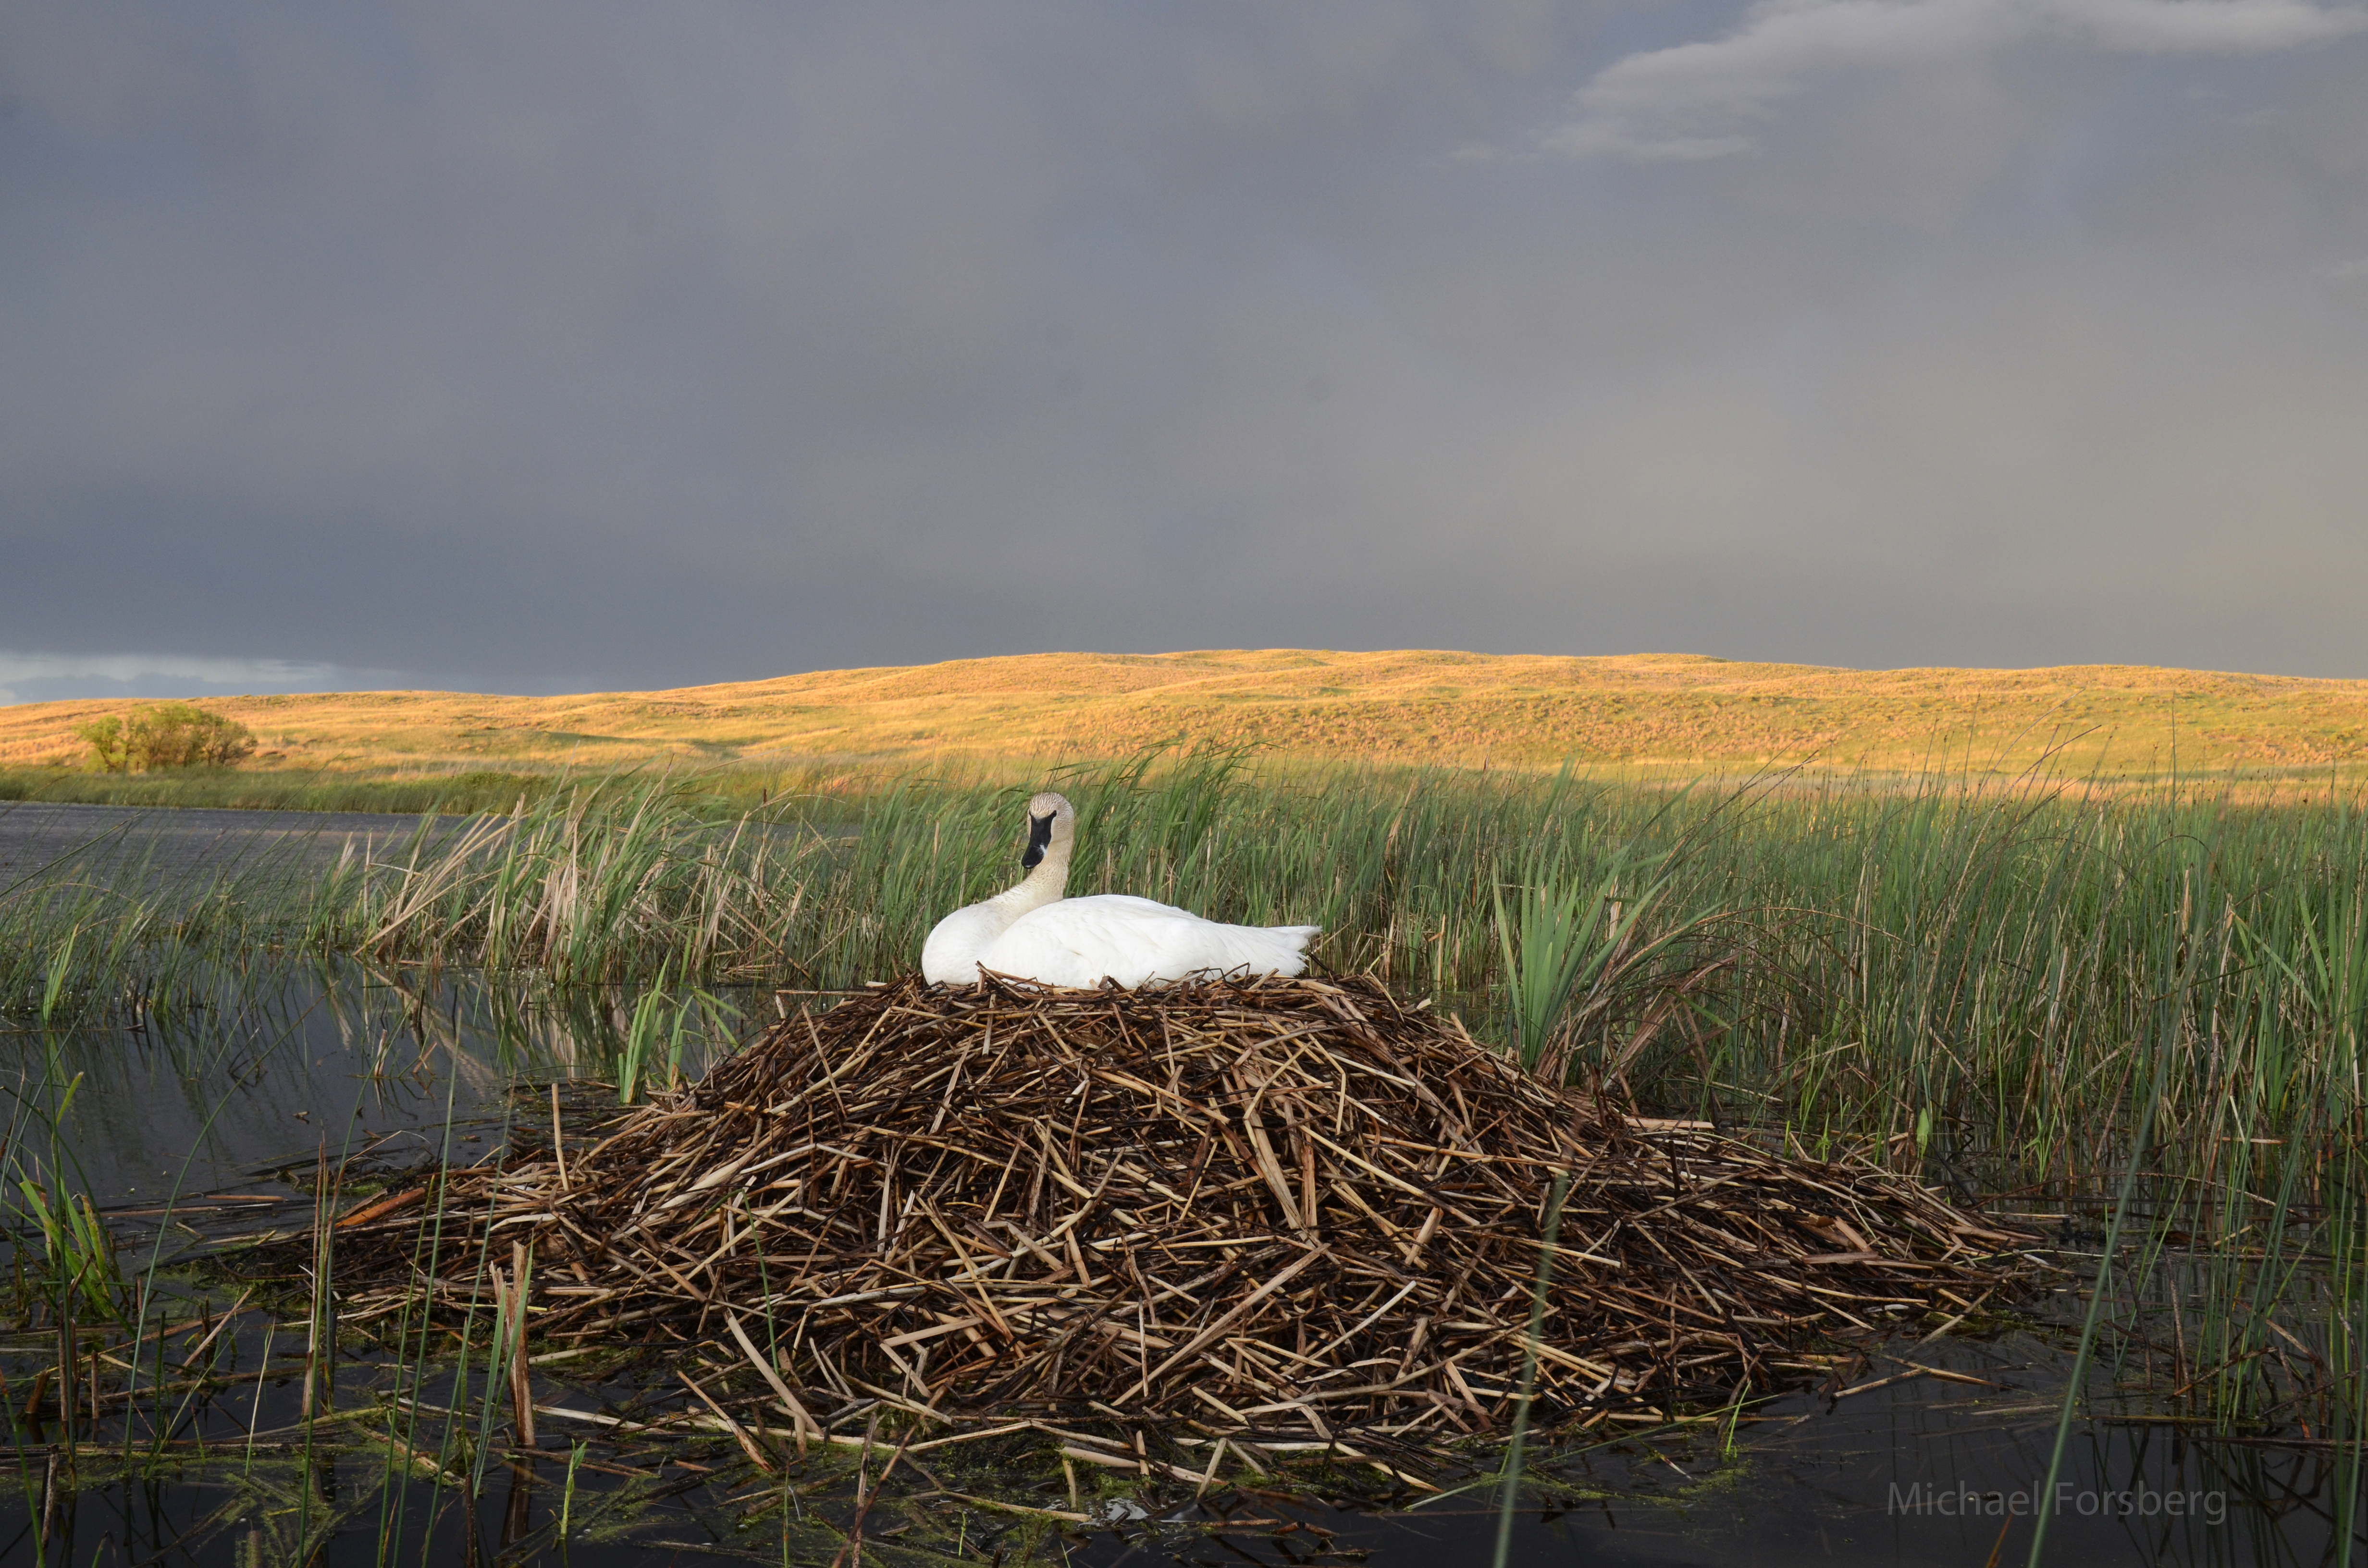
330 974 2033 1457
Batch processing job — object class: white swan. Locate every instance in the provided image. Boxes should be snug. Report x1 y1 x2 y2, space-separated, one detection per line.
920 791 1321 988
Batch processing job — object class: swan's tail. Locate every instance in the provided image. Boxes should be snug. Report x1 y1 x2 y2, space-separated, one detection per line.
1222 922 1321 978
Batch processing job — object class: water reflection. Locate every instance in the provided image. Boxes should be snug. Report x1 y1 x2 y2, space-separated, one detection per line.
12 960 741 1208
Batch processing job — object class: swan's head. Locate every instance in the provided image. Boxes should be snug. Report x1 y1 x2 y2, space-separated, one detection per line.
1020 791 1076 870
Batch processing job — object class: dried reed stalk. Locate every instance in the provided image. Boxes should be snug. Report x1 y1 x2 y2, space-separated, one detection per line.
330 974 2033 1456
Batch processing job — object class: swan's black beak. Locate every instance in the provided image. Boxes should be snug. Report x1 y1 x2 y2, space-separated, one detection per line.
1022 810 1055 870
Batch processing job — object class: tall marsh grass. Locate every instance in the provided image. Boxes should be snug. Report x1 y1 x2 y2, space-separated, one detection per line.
6 754 2367 1430
9 757 2365 1164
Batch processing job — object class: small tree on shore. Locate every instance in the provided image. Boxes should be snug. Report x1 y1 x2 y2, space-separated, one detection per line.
77 714 129 773
79 703 257 771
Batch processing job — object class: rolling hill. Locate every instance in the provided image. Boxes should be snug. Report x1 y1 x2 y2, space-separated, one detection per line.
4 649 2365 785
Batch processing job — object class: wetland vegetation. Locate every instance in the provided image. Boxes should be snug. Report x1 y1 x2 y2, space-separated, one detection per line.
0 752 2363 1563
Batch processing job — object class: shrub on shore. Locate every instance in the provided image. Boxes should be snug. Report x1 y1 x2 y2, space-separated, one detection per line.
75 702 256 772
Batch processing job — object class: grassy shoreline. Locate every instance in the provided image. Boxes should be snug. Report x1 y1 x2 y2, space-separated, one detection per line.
8 750 2364 822
0 764 559 816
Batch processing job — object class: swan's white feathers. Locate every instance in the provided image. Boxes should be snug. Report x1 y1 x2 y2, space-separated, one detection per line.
978 895 1320 989
919 902 1014 986
918 790 1320 987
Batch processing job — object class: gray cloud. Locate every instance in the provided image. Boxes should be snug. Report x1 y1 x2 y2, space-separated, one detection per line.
3 1 2366 698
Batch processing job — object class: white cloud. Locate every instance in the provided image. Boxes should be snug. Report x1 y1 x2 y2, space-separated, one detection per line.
1546 0 2368 159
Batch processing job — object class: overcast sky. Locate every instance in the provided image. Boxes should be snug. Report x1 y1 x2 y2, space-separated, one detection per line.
6 1 2366 701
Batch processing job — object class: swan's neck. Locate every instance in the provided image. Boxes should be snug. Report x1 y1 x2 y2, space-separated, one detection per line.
988 837 1071 921
924 830 1077 983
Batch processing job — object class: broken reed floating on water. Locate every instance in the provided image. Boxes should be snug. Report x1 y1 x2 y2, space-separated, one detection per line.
328 974 2036 1459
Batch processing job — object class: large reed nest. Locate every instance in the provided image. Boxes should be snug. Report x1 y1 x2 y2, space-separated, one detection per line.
331 974 2032 1456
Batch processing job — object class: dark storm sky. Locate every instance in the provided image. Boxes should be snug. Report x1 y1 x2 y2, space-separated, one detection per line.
5 1 2366 701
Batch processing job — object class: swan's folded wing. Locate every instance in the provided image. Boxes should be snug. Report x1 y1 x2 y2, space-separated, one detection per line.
978 901 1174 987
984 898 1317 987
1061 894 1190 917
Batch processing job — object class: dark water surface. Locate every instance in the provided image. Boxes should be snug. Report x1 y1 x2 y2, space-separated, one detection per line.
0 799 464 891
0 821 2355 1565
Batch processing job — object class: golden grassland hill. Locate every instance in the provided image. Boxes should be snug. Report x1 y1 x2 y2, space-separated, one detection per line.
4 649 2365 783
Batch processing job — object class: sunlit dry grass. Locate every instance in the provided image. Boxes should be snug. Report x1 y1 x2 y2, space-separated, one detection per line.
5 648 2366 787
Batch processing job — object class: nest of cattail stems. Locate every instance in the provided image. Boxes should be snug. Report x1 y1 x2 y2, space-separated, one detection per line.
328 974 2033 1465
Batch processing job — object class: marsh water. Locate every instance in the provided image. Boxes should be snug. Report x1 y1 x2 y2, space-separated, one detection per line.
0 801 471 889
0 806 2357 1565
